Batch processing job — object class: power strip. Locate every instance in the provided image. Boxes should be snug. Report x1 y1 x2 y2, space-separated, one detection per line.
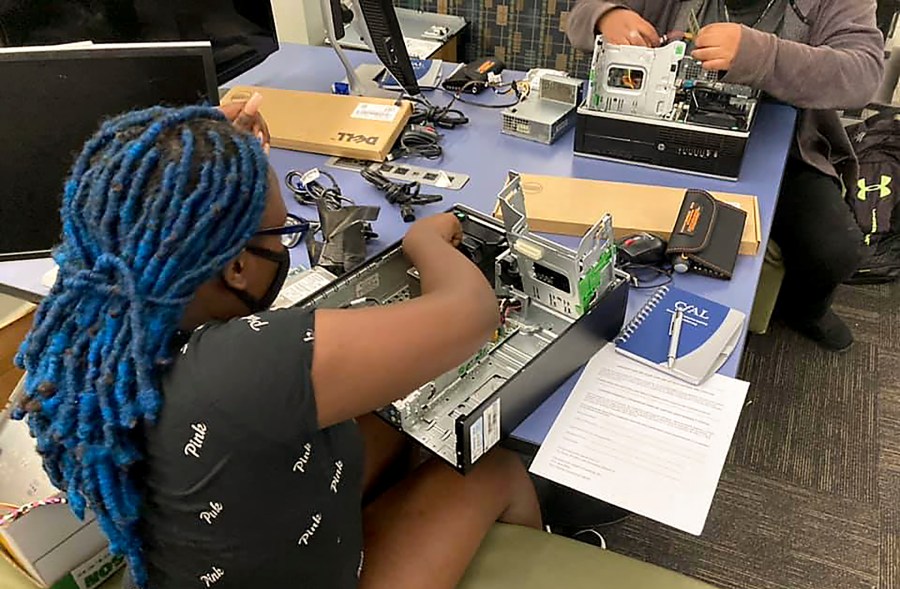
325 157 470 190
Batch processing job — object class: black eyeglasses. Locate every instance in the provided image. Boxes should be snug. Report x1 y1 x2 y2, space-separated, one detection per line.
254 213 314 249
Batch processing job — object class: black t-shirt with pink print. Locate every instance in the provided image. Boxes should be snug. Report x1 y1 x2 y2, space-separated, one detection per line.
140 308 365 588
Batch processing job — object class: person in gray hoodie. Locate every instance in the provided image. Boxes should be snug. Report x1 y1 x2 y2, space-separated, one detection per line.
567 0 884 351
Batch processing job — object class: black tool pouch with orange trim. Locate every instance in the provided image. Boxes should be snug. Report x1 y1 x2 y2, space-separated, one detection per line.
666 189 747 280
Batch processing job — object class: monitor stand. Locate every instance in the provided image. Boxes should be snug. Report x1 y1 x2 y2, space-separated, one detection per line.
321 0 395 99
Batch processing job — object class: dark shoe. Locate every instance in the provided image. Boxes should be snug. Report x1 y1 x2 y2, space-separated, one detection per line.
788 309 854 352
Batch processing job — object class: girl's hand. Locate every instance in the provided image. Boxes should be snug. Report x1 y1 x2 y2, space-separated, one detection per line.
219 92 270 153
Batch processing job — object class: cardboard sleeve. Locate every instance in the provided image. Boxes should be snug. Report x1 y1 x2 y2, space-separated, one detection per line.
492 174 761 256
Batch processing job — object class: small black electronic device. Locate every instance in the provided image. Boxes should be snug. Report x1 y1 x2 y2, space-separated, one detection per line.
616 233 667 266
442 58 506 94
407 124 441 143
666 189 747 280
388 123 444 161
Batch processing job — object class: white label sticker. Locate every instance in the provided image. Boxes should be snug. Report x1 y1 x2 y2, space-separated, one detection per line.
405 38 442 59
470 417 485 463
42 264 59 288
272 267 337 309
301 168 321 186
355 273 381 298
351 103 401 122
484 399 501 451
434 171 452 188
71 549 125 589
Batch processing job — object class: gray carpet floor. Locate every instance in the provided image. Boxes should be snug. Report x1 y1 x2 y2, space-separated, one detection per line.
599 281 900 589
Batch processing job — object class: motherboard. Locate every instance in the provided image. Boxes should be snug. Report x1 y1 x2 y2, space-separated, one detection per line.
585 36 758 133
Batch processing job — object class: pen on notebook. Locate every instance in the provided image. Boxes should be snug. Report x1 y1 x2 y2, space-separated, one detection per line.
668 309 684 369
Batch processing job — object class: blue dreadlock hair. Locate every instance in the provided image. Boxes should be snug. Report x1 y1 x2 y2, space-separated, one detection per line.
13 105 270 587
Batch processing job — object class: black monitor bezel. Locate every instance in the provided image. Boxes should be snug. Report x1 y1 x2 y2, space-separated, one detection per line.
0 42 219 262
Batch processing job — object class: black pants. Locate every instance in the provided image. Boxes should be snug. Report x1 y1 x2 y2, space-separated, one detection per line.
770 158 863 322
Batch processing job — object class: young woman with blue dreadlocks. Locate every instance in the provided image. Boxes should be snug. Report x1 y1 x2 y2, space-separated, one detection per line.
13 100 541 589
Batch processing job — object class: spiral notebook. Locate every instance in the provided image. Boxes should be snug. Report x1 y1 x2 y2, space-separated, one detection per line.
615 286 745 385
381 59 444 90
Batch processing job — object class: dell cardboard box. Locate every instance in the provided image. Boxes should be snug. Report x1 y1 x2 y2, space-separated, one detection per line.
221 86 412 161
492 173 761 256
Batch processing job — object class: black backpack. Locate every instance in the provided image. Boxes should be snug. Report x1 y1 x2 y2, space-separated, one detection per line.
844 106 900 285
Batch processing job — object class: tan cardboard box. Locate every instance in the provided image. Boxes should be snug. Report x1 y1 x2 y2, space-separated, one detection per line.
1 309 32 407
1 312 123 589
1 544 124 589
221 86 411 162
0 409 122 589
493 174 761 256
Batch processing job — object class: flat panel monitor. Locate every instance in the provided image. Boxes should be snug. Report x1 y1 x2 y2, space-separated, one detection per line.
323 0 421 97
0 1 278 84
354 0 419 95
0 42 219 261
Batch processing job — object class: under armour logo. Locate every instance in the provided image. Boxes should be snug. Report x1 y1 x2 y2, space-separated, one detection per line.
857 175 892 200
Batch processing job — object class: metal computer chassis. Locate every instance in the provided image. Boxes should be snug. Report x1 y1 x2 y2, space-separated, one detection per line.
574 107 752 180
294 205 629 472
577 36 758 179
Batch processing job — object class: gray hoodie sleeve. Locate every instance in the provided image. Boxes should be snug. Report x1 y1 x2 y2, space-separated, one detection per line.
568 0 883 110
723 0 884 110
566 0 635 51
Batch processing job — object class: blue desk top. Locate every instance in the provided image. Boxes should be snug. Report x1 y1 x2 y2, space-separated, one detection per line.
0 43 796 445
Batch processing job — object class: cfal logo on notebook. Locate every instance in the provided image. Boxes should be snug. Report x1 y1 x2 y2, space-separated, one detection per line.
672 300 710 324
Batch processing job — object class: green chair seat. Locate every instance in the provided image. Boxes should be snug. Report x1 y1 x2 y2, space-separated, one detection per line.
748 240 785 335
459 523 718 589
1 524 719 589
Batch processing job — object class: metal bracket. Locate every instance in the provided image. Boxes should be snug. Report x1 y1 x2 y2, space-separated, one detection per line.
497 172 616 317
326 157 470 190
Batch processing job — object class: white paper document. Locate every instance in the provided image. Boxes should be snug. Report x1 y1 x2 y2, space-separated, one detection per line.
404 37 442 59
530 345 749 535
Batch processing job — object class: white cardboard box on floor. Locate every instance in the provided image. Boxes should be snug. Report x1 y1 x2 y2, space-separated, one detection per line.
0 405 120 588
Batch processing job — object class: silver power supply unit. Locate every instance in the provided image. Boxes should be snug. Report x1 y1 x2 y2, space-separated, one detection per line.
502 75 583 145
